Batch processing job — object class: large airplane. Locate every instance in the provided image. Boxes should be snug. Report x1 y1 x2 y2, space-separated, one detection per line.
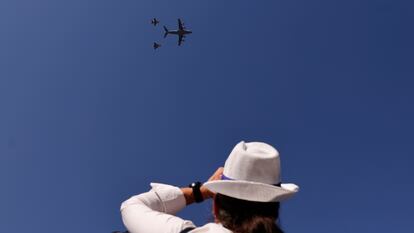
163 19 192 46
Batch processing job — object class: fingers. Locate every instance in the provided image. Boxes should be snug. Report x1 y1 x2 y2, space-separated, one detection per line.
201 167 224 200
208 167 224 182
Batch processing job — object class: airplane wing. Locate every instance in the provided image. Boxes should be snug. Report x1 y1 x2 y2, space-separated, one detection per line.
178 18 184 30
178 34 184 46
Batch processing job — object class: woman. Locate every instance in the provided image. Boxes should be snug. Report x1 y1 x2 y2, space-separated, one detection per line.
120 141 299 233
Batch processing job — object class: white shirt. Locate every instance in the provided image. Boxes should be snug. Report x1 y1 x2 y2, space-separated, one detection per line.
120 183 232 233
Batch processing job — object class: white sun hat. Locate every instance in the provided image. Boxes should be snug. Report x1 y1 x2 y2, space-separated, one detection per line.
204 141 299 202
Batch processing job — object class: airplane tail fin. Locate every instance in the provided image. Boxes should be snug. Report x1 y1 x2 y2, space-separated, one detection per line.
163 26 169 38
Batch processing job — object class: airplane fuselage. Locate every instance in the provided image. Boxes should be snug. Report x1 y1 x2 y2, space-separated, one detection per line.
167 30 192 35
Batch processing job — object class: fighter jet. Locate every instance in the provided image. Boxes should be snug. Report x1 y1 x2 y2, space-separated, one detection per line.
163 19 192 46
153 42 161 50
151 18 159 26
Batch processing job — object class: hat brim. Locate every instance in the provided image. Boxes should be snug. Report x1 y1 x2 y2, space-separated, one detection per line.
203 180 299 202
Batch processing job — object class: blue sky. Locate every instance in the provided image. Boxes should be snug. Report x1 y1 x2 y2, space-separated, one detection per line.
1 0 414 232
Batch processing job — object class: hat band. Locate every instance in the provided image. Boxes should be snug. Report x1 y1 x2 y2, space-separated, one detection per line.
221 174 281 187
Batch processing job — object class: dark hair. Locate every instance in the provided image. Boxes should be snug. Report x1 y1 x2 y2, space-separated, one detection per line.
214 194 283 233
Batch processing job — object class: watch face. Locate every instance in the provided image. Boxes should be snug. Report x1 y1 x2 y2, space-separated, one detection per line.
189 182 201 188
189 181 203 203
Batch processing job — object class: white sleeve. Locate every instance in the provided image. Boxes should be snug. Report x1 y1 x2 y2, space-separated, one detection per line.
120 183 196 233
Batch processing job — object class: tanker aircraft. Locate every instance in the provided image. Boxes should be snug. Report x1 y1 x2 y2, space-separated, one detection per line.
163 19 192 46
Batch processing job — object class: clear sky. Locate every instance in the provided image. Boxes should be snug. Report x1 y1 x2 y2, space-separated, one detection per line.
1 0 414 232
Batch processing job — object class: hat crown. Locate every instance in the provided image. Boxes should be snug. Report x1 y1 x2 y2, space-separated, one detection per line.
223 141 281 185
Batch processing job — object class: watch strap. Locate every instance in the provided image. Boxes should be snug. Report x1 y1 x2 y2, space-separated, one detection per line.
189 181 203 203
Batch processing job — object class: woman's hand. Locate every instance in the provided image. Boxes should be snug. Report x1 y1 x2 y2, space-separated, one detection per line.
201 167 224 200
181 167 224 205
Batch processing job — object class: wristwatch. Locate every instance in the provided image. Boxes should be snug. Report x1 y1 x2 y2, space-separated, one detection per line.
189 181 204 203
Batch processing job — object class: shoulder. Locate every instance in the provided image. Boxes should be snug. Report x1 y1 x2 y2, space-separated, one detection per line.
190 223 232 233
